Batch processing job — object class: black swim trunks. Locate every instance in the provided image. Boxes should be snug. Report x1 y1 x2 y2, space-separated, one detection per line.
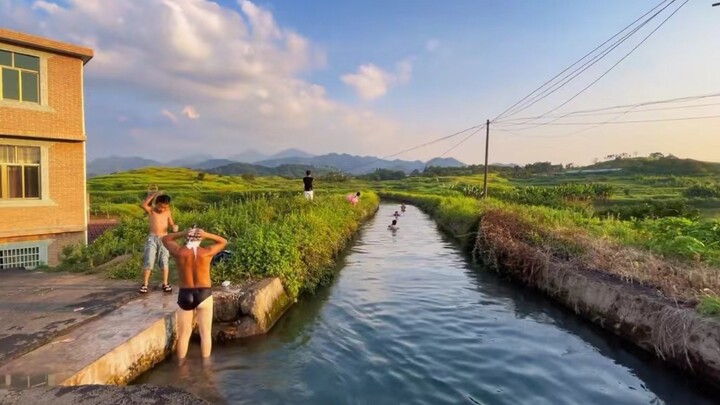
177 288 212 311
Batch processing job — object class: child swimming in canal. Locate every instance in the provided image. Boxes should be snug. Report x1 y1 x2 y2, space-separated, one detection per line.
388 219 399 231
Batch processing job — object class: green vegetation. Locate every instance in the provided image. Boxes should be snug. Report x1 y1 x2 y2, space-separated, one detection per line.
77 157 720 313
68 189 378 298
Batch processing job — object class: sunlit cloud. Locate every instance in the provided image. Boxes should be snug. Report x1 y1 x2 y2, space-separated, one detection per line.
342 59 413 100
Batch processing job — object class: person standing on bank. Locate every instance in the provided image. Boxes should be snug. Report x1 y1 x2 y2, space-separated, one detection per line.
303 170 314 201
162 228 227 363
139 191 177 294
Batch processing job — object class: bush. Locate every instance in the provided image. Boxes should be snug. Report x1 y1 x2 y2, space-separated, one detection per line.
596 199 700 221
60 193 379 298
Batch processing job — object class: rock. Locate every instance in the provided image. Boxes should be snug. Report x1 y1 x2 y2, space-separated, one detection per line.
0 384 209 405
212 287 243 322
239 278 292 332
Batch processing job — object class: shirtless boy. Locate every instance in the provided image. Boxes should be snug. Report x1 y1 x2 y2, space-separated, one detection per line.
162 228 227 361
139 192 176 294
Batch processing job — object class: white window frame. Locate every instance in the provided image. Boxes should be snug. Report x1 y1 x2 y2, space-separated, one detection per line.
0 240 49 269
0 138 53 207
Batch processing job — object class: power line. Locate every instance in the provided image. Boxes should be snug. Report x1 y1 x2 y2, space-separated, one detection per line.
492 0 673 121
496 94 720 123
507 0 690 128
499 114 720 127
440 127 484 157
382 124 484 159
498 0 677 122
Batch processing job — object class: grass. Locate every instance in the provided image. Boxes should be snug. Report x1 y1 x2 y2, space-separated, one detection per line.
80 166 720 313
65 192 379 298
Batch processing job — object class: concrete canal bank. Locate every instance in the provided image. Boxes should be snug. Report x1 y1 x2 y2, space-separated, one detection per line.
0 200 378 394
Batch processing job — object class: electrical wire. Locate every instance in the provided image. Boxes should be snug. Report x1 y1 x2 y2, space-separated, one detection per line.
493 0 673 121
506 0 690 128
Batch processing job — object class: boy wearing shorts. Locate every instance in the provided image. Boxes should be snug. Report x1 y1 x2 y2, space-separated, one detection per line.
139 191 176 293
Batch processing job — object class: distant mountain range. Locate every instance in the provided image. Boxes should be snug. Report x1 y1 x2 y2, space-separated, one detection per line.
87 150 467 177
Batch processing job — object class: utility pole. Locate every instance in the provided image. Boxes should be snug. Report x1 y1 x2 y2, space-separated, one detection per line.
482 119 490 198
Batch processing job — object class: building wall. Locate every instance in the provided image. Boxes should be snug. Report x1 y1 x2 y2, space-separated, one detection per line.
0 43 85 142
0 231 85 267
0 34 89 268
0 139 86 236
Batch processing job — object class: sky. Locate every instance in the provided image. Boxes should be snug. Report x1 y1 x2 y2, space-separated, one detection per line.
2 0 719 165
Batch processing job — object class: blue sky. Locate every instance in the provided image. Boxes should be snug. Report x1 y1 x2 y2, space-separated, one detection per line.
3 0 719 165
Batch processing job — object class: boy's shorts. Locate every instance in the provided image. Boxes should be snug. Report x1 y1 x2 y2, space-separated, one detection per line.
142 235 169 270
304 190 314 200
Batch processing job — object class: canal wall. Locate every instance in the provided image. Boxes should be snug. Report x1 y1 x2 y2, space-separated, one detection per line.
474 209 720 388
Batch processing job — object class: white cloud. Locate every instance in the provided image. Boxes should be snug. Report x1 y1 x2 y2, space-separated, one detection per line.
2 0 407 159
31 1 60 14
425 39 439 52
182 105 199 120
342 60 413 100
161 109 178 123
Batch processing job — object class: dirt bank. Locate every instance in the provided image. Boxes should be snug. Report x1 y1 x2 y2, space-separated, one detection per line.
474 209 720 388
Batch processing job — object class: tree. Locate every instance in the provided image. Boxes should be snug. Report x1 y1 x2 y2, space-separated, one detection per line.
649 152 664 159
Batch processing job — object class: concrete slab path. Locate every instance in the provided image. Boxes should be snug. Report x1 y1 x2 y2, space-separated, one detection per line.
0 269 139 366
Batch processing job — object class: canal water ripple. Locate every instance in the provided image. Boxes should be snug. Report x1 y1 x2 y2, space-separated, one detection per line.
137 204 717 405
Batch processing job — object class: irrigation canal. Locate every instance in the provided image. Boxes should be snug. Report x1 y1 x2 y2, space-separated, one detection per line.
137 204 716 404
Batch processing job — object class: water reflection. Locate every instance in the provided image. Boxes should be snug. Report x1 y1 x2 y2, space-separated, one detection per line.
137 204 717 404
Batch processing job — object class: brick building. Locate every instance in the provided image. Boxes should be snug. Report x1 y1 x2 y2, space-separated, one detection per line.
0 29 93 268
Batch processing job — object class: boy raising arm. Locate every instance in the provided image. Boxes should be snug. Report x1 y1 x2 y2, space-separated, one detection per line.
139 192 176 294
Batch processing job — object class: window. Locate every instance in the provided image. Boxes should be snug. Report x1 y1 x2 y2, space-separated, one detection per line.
0 145 41 199
0 50 40 103
0 243 47 269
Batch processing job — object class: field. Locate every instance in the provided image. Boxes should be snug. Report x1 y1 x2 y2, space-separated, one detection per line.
74 164 720 312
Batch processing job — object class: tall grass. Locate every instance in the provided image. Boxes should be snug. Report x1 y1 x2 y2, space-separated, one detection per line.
62 193 379 297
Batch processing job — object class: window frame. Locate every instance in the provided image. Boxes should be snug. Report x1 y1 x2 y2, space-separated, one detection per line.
0 44 48 108
0 240 49 270
0 50 40 103
0 139 51 207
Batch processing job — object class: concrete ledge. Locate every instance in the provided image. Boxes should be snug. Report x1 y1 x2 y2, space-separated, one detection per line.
0 384 209 405
214 278 293 341
0 294 176 388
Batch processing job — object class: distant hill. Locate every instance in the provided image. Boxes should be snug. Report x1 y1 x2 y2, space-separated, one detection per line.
88 151 467 176
189 159 238 171
425 157 465 168
87 156 162 177
165 154 214 167
584 156 720 175
208 163 335 178
272 148 314 159
256 153 426 175
228 149 269 163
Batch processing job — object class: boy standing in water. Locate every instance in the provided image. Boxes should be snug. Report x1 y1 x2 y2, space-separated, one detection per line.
303 170 314 201
162 228 227 362
139 192 177 294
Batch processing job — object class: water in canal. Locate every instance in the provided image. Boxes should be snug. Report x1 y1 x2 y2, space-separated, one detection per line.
137 204 717 404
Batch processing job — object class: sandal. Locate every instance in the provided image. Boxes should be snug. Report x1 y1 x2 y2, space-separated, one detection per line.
139 284 148 294
162 284 172 293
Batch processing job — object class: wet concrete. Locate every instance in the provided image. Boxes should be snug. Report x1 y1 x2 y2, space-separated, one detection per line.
0 293 177 388
0 269 136 366
0 384 209 404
